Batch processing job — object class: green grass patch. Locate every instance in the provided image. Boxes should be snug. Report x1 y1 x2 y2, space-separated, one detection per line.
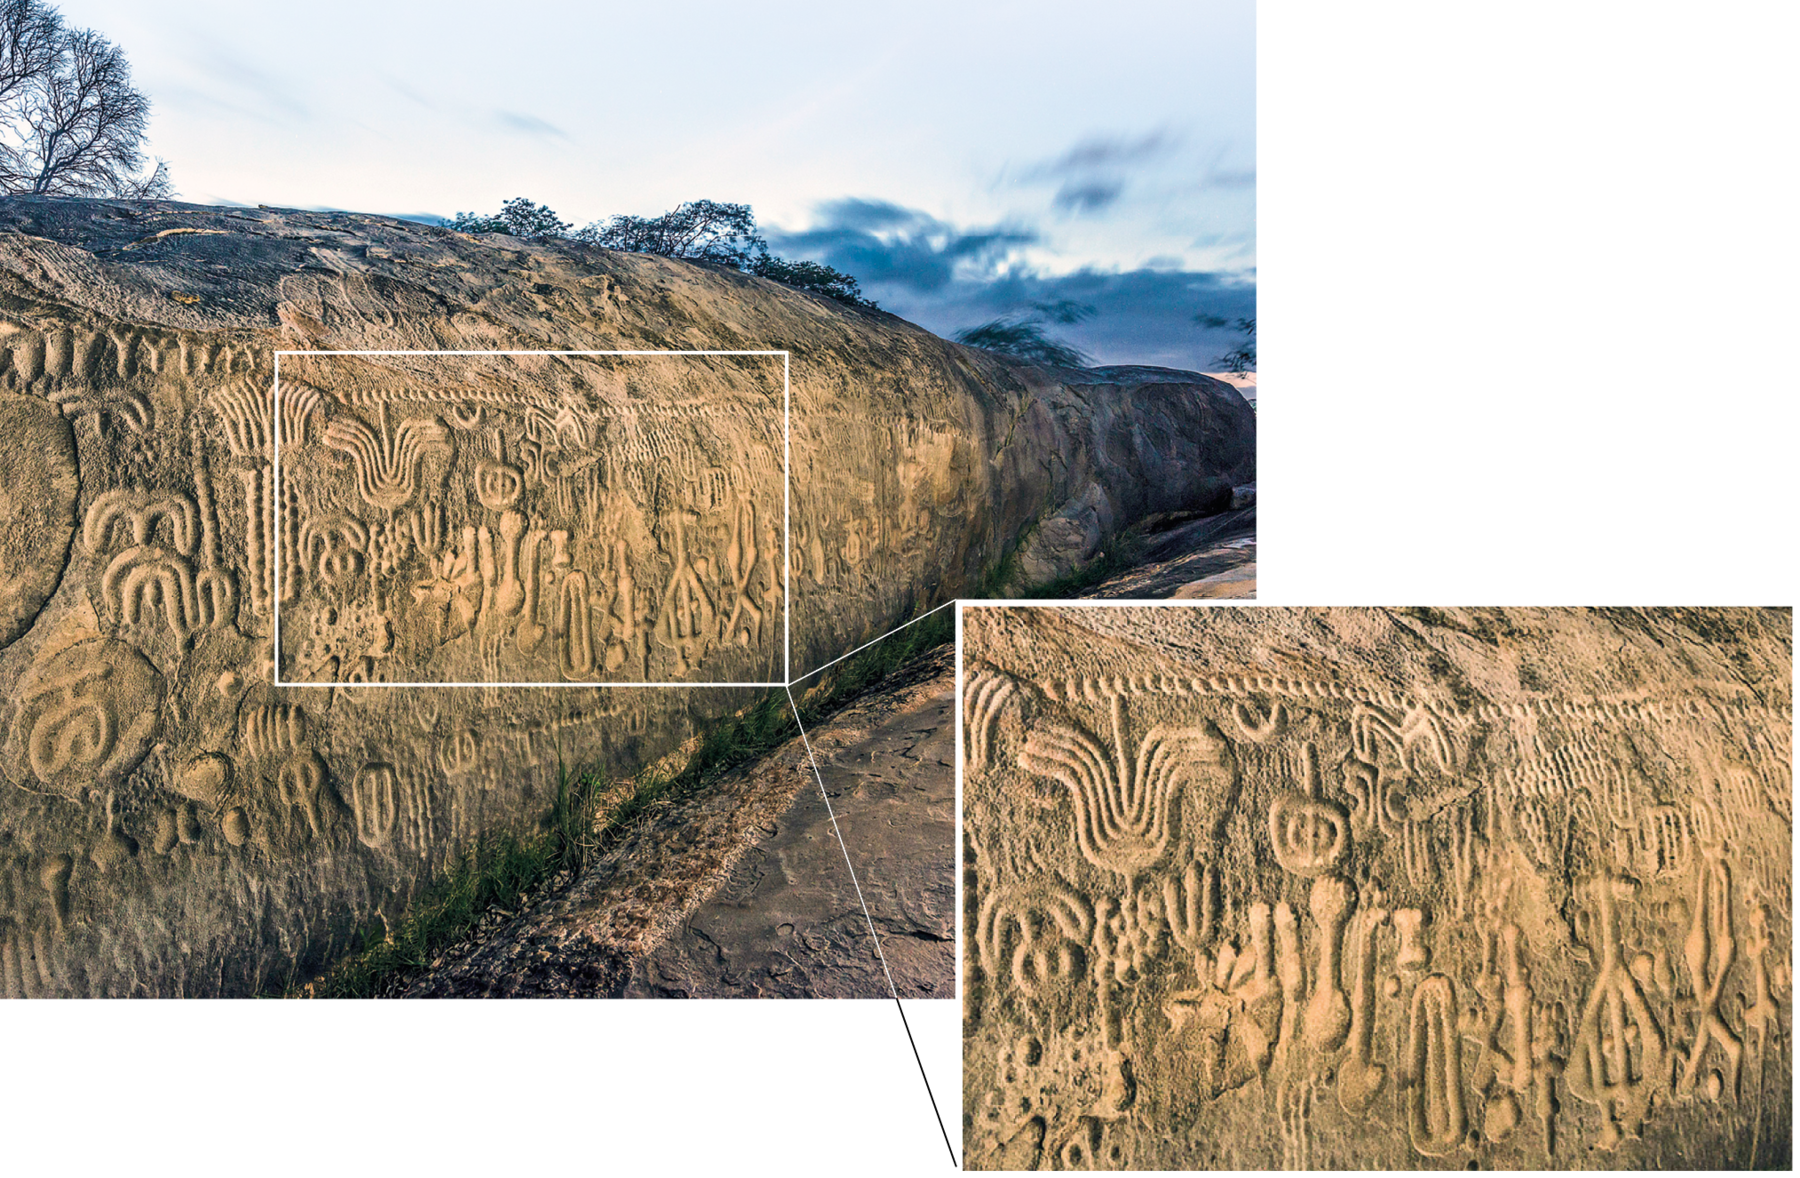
292 761 609 998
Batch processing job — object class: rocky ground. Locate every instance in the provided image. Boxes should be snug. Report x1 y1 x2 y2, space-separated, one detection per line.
404 646 955 998
1082 502 1256 600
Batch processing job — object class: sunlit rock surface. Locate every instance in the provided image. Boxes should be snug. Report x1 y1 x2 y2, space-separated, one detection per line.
0 198 1250 997
962 606 1790 1169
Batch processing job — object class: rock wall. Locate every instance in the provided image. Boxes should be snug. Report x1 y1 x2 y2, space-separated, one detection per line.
0 198 1253 997
962 606 1791 1169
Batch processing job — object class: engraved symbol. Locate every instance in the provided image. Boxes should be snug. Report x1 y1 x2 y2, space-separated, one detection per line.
300 514 369 590
964 666 1019 778
493 510 527 617
652 510 716 676
321 404 453 509
1019 694 1226 881
1353 702 1453 776
474 458 524 512
1303 874 1355 1052
440 729 480 776
83 488 199 556
975 885 1092 1001
1393 908 1431 972
1336 888 1391 1116
1403 973 1468 1157
100 545 236 647
277 750 332 840
1230 700 1286 741
1269 742 1350 877
719 498 765 646
1566 870 1667 1150
10 638 163 797
25 664 114 781
351 762 400 848
1677 855 1743 1101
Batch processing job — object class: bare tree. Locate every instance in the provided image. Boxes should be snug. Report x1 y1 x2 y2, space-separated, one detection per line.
0 0 171 198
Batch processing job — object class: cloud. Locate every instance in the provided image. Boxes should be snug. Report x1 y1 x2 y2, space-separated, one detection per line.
767 197 1255 369
1029 130 1179 178
1052 180 1124 213
903 267 1253 370
495 110 568 138
1203 167 1256 190
1198 146 1255 191
768 199 1037 293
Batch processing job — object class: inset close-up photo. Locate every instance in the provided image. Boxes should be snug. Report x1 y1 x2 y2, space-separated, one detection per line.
961 606 1791 1169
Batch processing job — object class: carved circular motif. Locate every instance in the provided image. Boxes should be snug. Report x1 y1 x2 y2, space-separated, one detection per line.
9 637 164 798
0 394 79 650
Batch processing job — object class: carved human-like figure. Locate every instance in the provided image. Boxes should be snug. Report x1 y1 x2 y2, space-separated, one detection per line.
1566 869 1667 1150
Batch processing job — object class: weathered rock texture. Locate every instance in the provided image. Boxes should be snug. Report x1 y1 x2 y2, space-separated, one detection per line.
406 645 956 998
627 646 955 998
0 198 1249 997
962 607 1791 1169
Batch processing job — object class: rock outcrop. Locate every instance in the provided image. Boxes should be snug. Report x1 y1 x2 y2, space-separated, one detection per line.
962 607 1790 1169
0 198 1251 996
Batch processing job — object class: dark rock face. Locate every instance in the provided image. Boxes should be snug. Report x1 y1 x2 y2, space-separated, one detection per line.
962 607 1791 1170
0 198 1251 996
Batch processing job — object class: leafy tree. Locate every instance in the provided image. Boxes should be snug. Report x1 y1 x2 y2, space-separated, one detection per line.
955 301 1096 368
576 198 764 268
0 0 171 198
747 253 876 310
446 196 570 238
1205 315 1255 373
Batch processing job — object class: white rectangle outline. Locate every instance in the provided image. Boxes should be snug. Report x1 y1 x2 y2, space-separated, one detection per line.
272 349 791 689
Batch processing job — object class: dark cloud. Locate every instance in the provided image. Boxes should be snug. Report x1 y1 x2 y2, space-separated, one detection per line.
495 110 567 138
1052 180 1124 213
767 199 1037 293
886 267 1255 371
771 199 1253 371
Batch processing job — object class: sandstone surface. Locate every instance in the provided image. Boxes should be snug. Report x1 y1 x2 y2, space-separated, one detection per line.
962 607 1790 1169
0 198 1251 997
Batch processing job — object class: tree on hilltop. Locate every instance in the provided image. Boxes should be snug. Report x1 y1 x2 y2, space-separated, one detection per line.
0 0 171 198
447 195 878 310
446 197 571 239
576 199 765 268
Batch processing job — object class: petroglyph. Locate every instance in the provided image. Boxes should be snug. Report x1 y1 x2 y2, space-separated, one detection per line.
1403 973 1468 1157
1336 889 1390 1116
964 606 1791 1169
1269 741 1350 877
9 638 163 798
1019 692 1228 882
1566 869 1668 1150
320 404 453 510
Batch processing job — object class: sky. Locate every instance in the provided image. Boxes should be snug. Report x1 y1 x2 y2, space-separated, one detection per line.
54 0 1255 370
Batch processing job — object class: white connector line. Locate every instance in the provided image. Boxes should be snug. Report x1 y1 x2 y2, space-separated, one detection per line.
784 688 900 1001
787 600 956 686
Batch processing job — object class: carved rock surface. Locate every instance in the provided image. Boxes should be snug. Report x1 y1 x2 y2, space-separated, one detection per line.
963 606 1791 1170
0 198 1251 997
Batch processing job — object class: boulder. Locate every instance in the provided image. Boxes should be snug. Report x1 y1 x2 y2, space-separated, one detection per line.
0 198 1251 996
